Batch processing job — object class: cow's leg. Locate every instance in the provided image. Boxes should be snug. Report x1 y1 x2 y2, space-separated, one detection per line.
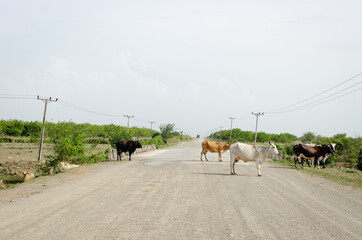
231 160 237 175
322 156 326 169
296 155 303 169
294 155 298 168
256 160 261 176
200 151 203 161
314 156 321 169
230 154 236 175
218 151 222 162
317 160 320 169
313 157 317 168
301 157 304 169
117 150 121 161
204 151 209 161
129 152 132 161
322 155 329 168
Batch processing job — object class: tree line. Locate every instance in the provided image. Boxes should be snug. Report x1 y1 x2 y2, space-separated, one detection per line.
209 129 298 143
0 120 185 145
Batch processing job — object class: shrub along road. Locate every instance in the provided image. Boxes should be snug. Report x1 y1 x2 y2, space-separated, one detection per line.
0 139 361 239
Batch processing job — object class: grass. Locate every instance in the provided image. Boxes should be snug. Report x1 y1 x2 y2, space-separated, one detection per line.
273 160 362 188
0 173 24 188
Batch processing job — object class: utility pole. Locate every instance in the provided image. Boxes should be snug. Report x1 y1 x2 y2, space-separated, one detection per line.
252 112 264 147
229 117 236 142
37 96 58 162
149 121 155 138
124 115 134 134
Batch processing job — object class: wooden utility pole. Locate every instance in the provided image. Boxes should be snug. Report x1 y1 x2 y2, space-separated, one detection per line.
124 115 134 134
252 112 264 147
229 117 236 142
37 96 58 162
149 121 155 138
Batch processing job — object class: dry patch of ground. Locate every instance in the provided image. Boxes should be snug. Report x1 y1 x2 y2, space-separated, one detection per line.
0 142 110 188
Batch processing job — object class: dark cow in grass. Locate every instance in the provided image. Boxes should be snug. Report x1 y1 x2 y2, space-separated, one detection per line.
116 140 142 161
293 143 336 169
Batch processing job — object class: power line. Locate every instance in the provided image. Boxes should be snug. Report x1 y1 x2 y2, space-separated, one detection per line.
287 86 362 112
269 82 362 114
0 94 37 99
0 94 36 97
265 73 362 114
58 99 124 117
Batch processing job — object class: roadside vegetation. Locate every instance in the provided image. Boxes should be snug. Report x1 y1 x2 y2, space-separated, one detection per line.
209 129 362 188
0 119 190 188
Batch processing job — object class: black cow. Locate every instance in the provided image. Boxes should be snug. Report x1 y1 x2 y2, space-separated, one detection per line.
116 140 142 161
293 143 336 169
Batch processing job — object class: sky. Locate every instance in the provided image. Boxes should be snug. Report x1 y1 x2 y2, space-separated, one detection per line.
0 0 361 138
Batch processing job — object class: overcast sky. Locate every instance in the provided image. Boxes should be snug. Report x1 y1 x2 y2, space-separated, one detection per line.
1 0 361 138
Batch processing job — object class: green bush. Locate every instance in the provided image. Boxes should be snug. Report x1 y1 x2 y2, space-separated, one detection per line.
46 121 86 165
2 120 25 136
357 148 362 171
159 123 175 141
37 155 64 175
300 132 317 143
108 129 131 148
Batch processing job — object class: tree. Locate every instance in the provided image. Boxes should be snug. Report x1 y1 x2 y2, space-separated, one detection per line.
159 123 175 141
333 133 347 139
256 132 270 143
47 121 86 164
3 120 24 136
300 132 316 143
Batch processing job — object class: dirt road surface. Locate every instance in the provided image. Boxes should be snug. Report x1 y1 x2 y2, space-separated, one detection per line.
0 139 361 240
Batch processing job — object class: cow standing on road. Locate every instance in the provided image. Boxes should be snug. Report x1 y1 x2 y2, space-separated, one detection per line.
200 141 231 162
230 141 279 176
293 143 336 169
116 140 142 161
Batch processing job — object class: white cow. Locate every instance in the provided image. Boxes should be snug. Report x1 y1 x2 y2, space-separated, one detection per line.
230 141 279 176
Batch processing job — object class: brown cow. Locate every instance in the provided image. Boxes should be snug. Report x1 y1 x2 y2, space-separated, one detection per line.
200 141 231 162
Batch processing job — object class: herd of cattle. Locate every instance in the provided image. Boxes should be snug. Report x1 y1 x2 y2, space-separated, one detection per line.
115 139 337 177
201 140 336 176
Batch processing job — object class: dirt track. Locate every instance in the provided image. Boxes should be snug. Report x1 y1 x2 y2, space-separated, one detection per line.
0 139 361 240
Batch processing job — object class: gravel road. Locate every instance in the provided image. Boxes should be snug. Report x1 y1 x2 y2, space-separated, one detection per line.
0 139 361 240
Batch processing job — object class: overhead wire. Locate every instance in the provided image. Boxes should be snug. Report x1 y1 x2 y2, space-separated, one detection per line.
0 94 37 100
265 73 362 114
58 99 124 117
289 86 362 112
268 81 362 114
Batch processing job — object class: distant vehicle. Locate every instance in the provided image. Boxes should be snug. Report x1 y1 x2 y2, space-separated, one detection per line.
196 134 200 138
